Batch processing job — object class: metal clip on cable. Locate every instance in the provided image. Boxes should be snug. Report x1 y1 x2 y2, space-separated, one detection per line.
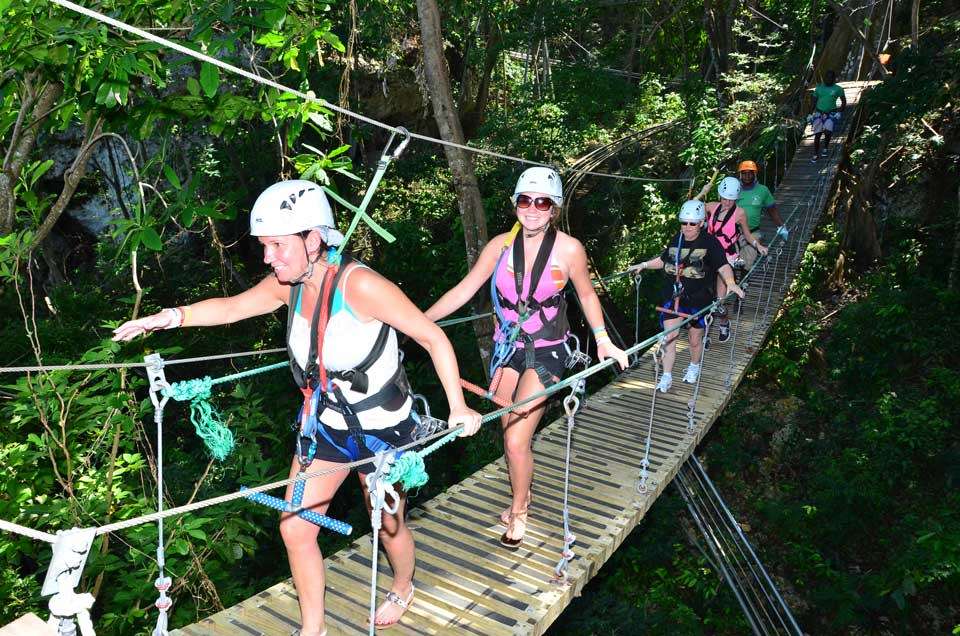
411 394 445 441
365 452 399 636
553 392 580 584
637 342 663 494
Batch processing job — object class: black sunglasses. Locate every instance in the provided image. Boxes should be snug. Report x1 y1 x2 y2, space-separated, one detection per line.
516 194 555 212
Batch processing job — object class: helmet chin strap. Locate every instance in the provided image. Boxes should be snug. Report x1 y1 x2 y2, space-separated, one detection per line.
287 236 319 284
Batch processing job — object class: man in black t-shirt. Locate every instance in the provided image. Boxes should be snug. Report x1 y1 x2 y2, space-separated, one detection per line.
630 200 745 393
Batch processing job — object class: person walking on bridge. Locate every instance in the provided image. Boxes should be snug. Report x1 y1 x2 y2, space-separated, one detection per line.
736 160 788 268
810 70 847 161
630 200 745 392
704 177 768 342
426 167 628 549
113 180 482 634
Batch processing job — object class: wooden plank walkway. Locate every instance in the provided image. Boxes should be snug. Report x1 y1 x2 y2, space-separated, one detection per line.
173 82 875 636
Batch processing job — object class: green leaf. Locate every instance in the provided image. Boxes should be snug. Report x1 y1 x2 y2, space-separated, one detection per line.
327 144 350 159
180 207 195 227
162 164 181 191
48 45 69 65
320 30 345 53
139 227 162 251
199 63 219 99
186 77 200 97
255 32 285 49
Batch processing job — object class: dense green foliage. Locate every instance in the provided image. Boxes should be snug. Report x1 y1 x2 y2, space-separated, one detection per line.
0 0 957 634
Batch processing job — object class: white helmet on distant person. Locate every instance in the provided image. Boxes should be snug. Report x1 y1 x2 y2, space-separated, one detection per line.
511 167 564 206
717 176 742 200
678 200 705 223
250 180 344 246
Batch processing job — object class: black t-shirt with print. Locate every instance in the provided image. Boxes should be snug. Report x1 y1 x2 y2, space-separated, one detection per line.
659 230 728 307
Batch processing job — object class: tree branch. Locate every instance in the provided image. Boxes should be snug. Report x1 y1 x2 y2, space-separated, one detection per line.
827 0 890 77
28 118 105 250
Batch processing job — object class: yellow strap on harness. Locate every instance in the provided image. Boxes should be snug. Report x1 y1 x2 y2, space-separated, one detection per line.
504 221 522 249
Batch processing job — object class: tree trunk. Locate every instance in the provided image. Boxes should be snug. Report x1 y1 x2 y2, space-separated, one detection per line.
777 7 853 107
623 8 641 77
415 0 493 370
949 186 960 291
29 118 105 251
827 0 889 77
1 80 64 235
462 15 502 137
910 0 920 48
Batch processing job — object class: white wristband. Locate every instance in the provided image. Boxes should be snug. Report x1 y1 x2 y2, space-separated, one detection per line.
163 307 183 329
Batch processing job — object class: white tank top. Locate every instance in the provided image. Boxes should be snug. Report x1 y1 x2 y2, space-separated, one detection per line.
287 263 411 430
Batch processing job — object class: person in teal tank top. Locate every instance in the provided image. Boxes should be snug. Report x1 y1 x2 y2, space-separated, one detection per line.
810 70 847 161
114 180 483 635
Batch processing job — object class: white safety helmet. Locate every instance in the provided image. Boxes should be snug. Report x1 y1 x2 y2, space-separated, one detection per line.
717 176 742 200
678 200 706 223
249 180 344 246
511 167 564 206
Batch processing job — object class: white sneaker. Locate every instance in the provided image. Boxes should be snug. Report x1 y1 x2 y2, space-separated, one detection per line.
682 364 701 384
656 372 673 393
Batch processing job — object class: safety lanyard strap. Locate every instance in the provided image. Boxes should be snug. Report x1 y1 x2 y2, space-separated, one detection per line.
512 226 557 314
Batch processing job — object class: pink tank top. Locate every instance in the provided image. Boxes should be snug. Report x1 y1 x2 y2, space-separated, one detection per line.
493 236 568 348
705 201 741 257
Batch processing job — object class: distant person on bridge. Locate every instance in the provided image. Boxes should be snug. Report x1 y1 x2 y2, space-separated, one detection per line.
810 70 847 161
426 167 628 549
113 180 482 635
737 160 788 268
630 200 745 393
704 177 768 342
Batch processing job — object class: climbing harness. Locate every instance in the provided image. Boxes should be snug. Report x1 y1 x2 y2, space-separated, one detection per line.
706 202 742 259
552 382 584 584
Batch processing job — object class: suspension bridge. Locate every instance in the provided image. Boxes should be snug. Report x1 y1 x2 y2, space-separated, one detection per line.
153 81 875 636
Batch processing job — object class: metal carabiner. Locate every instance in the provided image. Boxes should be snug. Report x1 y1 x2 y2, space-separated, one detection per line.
383 126 411 162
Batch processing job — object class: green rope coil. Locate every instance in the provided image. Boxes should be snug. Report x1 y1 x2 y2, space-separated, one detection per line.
164 376 234 461
387 429 461 490
161 362 288 461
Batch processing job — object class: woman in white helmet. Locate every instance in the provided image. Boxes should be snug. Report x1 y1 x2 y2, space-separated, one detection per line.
704 176 768 343
113 180 482 634
630 200 745 393
426 167 628 549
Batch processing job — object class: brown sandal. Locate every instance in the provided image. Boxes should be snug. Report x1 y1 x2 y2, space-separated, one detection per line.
499 492 532 526
500 509 528 549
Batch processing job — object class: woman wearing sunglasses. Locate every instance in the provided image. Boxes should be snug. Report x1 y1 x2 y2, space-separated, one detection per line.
113 180 482 634
426 167 628 548
630 200 745 393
